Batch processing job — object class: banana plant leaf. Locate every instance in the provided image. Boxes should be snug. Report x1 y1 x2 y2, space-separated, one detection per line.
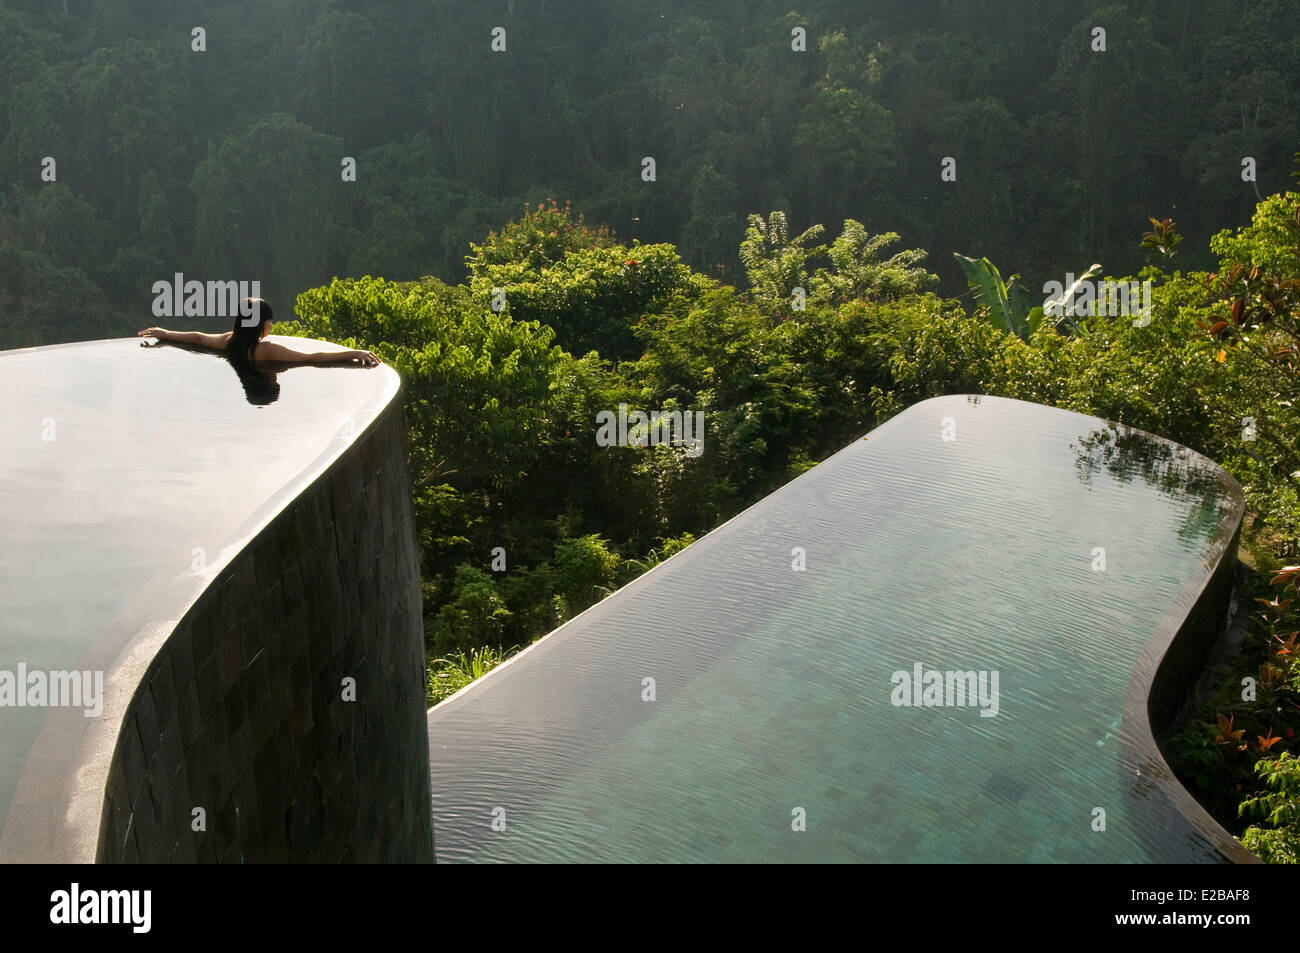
954 252 1037 341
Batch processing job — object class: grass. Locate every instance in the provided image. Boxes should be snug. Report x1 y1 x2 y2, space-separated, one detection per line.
426 644 518 706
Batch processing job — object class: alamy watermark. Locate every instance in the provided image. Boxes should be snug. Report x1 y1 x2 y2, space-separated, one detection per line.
890 662 1000 717
0 664 103 717
50 884 150 933
151 273 262 324
596 403 704 457
1043 275 1152 326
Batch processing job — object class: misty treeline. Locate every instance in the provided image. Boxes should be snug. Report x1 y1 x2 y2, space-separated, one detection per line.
1 0 1297 348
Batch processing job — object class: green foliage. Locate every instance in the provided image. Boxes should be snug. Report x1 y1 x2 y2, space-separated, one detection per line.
623 533 698 575
4 8 1298 855
553 534 623 607
1167 561 1300 860
466 199 616 273
191 113 350 311
952 253 1043 342
1166 724 1234 812
2 2 1298 350
1141 217 1184 270
184 157 1300 864
466 201 696 359
738 211 825 317
1199 187 1300 542
1210 191 1300 280
289 185 1295 715
430 565 513 653
342 133 495 282
1240 752 1300 863
809 221 938 306
679 165 744 283
427 644 517 706
1040 263 1104 334
293 274 568 597
293 10 393 145
741 213 936 319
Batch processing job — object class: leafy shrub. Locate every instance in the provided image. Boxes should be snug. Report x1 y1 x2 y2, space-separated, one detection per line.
1240 752 1300 863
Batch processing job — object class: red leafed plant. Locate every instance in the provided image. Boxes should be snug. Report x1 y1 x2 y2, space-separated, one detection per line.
1259 728 1284 754
1215 713 1248 752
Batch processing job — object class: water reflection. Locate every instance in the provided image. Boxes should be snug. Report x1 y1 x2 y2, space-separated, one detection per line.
1072 422 1237 548
141 340 373 407
228 357 280 405
427 396 1247 863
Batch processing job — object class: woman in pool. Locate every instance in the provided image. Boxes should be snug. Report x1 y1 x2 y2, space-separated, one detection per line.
138 298 380 367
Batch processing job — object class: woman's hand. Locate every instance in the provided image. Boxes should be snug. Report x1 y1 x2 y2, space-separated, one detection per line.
349 349 381 367
138 327 171 341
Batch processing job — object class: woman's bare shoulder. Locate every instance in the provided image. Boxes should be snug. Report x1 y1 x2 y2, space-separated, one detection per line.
250 338 302 361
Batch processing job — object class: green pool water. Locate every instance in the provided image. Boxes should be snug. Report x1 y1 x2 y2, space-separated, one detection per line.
426 394 1241 863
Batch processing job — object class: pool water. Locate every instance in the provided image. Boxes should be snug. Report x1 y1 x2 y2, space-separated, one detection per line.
0 337 394 842
427 394 1241 863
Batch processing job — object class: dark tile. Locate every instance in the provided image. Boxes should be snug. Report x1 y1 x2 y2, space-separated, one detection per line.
179 678 204 747
120 718 149 799
283 561 306 613
131 784 158 849
232 772 258 829
149 657 178 734
169 622 198 689
285 798 308 854
219 631 243 689
238 616 265 671
230 557 257 604
984 773 1030 805
221 685 244 740
155 723 184 791
99 794 120 858
260 813 291 863
233 718 255 778
134 682 162 760
96 408 433 863
121 811 136 857
270 666 295 729
169 755 191 802
262 579 286 629
213 744 237 804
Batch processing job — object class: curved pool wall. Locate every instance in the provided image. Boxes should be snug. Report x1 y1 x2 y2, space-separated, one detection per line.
1121 507 1255 863
0 338 433 862
427 394 1251 863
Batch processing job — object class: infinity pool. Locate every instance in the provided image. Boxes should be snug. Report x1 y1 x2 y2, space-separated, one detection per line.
0 337 396 856
427 394 1246 862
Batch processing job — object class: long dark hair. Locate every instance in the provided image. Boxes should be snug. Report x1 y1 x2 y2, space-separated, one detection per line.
226 297 280 405
228 297 273 366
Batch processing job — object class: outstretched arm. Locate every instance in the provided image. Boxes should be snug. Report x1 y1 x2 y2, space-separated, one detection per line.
252 339 381 367
138 327 231 350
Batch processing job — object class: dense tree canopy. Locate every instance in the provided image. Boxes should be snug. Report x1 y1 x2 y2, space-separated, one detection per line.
1 0 1296 347
3 0 1299 859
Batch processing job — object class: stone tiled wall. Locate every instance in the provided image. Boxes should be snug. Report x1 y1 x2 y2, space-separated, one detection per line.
1122 520 1257 863
96 395 434 862
1148 525 1243 746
